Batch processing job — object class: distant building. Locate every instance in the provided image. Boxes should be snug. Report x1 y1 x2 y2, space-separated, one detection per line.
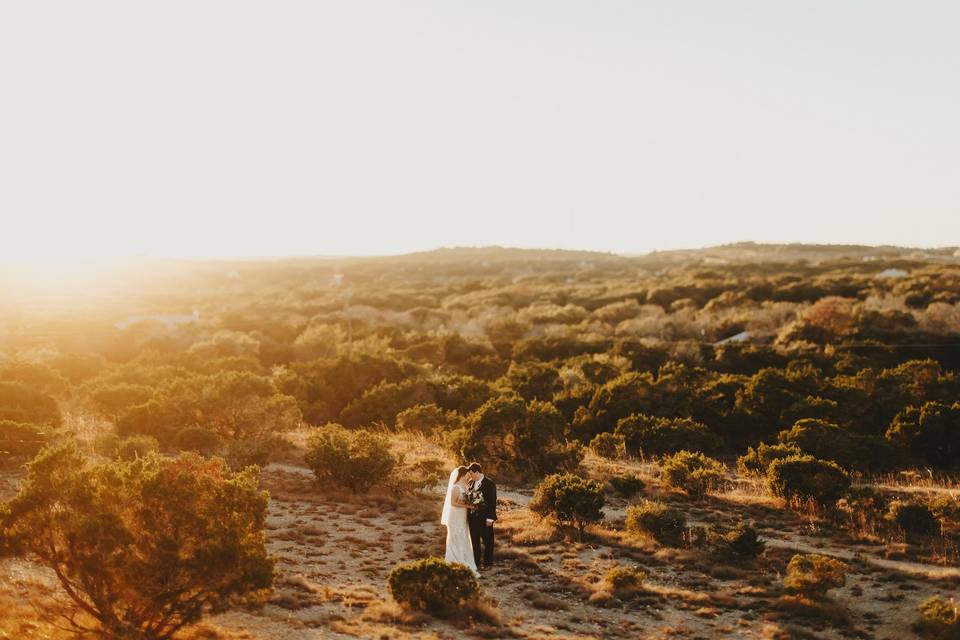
115 310 200 329
876 268 909 279
714 330 750 346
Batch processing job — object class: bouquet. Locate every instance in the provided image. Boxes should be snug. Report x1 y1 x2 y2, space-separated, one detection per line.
463 487 485 510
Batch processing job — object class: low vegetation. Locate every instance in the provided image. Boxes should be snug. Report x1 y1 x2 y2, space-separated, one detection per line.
625 499 686 546
659 450 726 497
387 558 480 616
767 454 851 506
305 424 396 492
529 473 605 533
783 553 848 599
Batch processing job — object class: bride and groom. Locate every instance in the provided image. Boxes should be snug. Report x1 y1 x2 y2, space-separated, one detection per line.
440 462 497 578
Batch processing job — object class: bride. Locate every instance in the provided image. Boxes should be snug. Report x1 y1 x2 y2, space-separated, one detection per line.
440 466 480 577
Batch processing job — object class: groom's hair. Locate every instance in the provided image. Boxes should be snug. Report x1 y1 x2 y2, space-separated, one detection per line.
467 462 482 473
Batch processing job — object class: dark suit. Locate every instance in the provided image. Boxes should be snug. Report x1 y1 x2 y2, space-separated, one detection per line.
467 476 497 568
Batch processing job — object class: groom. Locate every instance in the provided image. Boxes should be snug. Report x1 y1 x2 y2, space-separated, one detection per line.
466 462 497 569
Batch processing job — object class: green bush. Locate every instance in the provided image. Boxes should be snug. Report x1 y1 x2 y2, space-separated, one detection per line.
0 443 273 639
783 553 847 598
711 521 765 559
608 473 645 497
529 473 605 532
625 500 686 546
615 414 723 457
589 432 625 459
460 396 581 480
736 442 801 476
888 402 960 470
916 596 960 639
387 557 480 615
396 403 461 434
175 426 222 455
92 432 121 458
305 424 396 492
603 564 647 598
778 418 897 473
0 421 48 466
888 501 939 537
660 451 725 497
117 435 159 460
0 381 61 427
226 436 289 470
767 455 851 507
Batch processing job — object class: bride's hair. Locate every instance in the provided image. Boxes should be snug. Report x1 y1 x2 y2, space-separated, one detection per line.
453 465 469 482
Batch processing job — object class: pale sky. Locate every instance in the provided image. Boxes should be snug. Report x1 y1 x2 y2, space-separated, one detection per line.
1 1 958 264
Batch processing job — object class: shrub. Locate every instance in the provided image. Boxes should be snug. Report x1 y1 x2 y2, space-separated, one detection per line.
783 553 847 598
396 403 461 434
916 596 960 639
175 426 222 455
0 443 274 639
0 381 61 427
929 496 960 526
615 414 723 457
604 564 647 598
305 424 396 492
736 442 801 476
888 501 939 537
0 421 48 466
589 432 625 459
711 521 765 559
888 402 960 470
117 435 159 460
529 473 605 532
92 432 121 458
767 455 851 506
625 500 686 546
608 473 645 497
777 419 854 461
660 451 725 497
778 418 895 473
226 436 290 470
460 396 581 480
387 557 479 615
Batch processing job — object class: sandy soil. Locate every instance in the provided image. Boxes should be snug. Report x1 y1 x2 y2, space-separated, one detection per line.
2 463 957 640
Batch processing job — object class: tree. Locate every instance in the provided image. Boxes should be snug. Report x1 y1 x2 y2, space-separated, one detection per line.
0 381 61 427
501 360 561 401
88 382 155 424
0 443 274 639
459 396 581 479
887 401 960 469
201 371 301 440
615 414 723 458
0 360 69 396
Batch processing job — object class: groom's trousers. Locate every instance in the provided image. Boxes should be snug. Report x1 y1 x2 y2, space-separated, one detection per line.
468 517 494 568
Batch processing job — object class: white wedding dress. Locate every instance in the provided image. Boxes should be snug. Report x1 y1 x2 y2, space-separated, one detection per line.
440 473 479 577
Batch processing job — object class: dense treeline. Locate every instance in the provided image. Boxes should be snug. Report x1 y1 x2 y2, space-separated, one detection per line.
2 245 960 479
